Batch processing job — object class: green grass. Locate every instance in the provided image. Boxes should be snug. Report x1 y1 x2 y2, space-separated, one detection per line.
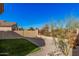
0 39 40 56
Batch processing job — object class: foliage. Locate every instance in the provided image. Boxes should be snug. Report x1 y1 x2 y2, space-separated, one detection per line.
51 20 66 39
18 27 24 30
40 24 50 36
51 18 79 55
28 27 35 31
58 39 68 55
66 18 79 30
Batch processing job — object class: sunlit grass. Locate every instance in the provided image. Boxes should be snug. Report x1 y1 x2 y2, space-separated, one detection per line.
0 38 40 56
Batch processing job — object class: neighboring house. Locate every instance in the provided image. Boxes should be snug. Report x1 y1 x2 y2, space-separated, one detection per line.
0 20 18 31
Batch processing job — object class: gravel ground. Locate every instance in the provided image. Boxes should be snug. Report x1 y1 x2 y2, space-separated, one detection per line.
27 35 64 56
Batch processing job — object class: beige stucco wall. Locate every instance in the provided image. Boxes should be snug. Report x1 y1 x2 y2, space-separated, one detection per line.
14 30 38 37
14 30 24 36
24 30 38 37
0 27 12 31
0 30 38 39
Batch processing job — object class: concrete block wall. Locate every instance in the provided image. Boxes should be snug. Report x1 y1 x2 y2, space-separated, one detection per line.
14 30 38 37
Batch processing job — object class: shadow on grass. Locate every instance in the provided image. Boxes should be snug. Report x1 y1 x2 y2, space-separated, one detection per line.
25 37 45 47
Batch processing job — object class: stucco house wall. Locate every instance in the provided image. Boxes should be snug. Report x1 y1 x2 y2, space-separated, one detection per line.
0 20 17 31
0 27 12 31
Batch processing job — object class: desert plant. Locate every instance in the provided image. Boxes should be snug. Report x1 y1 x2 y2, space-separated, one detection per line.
40 24 50 36
51 20 69 55
65 18 79 48
51 17 79 55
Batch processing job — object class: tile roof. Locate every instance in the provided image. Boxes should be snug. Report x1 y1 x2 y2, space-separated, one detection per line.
0 20 16 27
0 20 4 23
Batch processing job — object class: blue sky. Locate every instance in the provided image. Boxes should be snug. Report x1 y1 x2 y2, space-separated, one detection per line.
0 3 79 29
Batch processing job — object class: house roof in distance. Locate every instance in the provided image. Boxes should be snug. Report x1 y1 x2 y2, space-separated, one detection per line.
0 20 16 27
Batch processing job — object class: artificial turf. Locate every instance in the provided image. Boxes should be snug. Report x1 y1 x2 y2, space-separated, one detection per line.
0 38 39 56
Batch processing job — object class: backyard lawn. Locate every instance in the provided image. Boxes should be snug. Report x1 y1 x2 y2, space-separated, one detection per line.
0 38 40 56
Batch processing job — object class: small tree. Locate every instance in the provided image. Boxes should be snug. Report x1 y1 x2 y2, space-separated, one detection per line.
28 27 35 31
65 18 79 48
40 24 50 36
51 18 79 55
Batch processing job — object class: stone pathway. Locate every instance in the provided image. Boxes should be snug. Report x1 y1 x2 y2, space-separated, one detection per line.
27 35 64 56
